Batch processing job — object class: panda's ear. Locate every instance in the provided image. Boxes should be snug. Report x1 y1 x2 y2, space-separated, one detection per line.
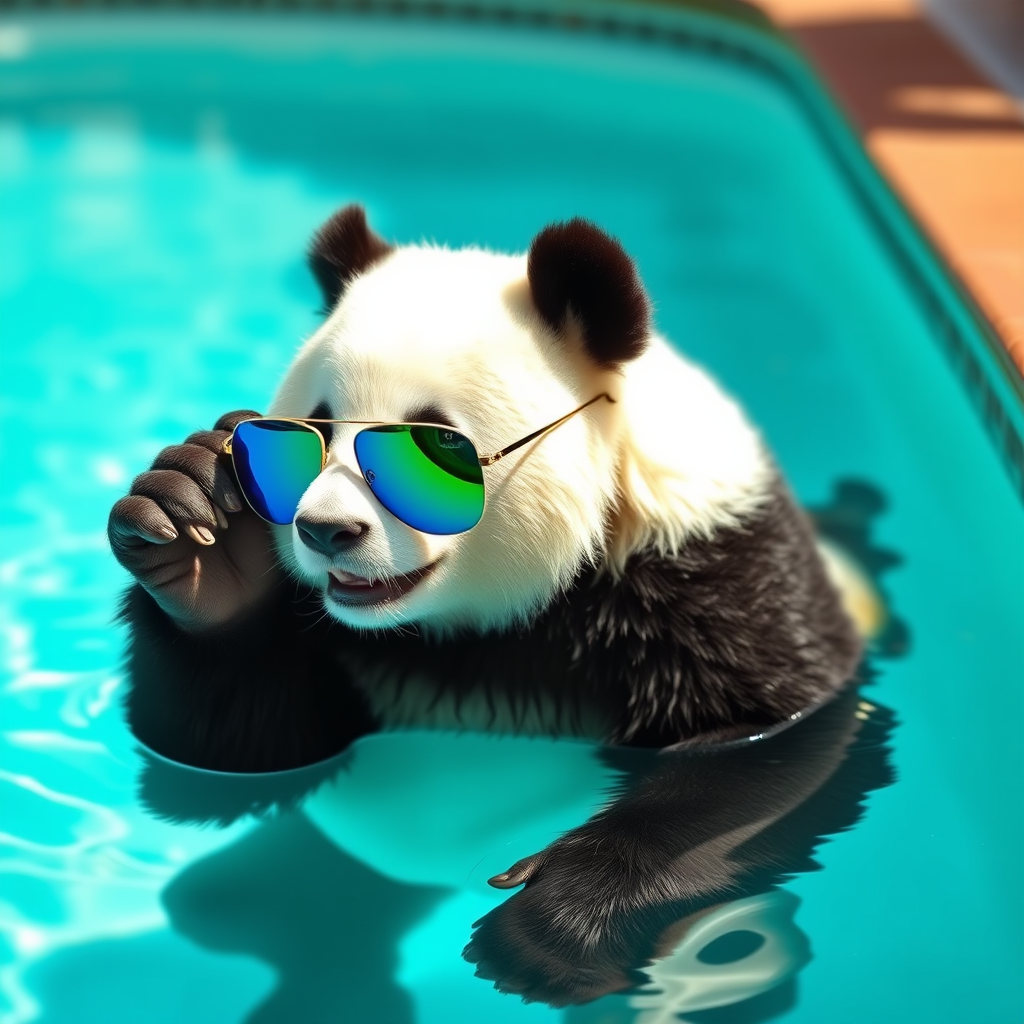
308 205 394 312
527 218 650 367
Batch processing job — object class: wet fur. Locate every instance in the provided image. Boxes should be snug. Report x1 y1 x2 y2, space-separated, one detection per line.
464 685 895 1005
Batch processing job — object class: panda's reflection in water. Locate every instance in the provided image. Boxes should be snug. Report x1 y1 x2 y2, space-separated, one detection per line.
142 681 894 1020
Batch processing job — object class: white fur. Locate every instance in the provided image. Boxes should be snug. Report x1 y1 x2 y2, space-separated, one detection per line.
270 242 770 634
608 338 772 569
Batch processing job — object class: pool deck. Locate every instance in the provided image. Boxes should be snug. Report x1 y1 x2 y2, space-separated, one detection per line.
756 0 1024 377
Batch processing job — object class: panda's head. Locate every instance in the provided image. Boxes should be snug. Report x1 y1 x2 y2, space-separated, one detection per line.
269 206 765 635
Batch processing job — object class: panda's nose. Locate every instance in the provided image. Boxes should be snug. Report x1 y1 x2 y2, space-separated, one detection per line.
295 515 369 556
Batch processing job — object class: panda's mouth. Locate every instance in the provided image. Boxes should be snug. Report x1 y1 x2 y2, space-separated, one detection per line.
325 562 439 607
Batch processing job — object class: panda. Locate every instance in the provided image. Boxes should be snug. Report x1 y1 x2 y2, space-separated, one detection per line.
109 205 866 1002
110 204 861 761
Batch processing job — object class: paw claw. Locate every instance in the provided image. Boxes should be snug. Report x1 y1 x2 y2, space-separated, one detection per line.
488 852 543 889
187 524 216 545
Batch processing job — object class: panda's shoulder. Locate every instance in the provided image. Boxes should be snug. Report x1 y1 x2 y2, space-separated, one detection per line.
570 474 861 742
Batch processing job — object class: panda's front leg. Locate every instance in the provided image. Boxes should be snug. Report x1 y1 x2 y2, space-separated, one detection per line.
464 822 689 1006
109 409 379 779
464 687 889 1006
463 782 736 1008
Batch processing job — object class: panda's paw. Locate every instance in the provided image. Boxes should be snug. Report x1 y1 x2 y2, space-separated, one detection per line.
108 410 282 630
464 848 654 1006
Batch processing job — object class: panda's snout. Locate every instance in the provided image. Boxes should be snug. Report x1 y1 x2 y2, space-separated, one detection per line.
295 515 369 557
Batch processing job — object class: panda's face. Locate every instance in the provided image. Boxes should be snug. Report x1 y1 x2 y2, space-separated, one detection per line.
270 245 621 634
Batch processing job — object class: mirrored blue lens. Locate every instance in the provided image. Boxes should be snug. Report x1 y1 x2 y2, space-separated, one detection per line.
232 420 324 525
354 425 484 535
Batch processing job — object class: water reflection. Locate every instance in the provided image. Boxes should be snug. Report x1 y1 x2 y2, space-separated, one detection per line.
142 684 894 1019
629 892 808 1023
162 813 450 1024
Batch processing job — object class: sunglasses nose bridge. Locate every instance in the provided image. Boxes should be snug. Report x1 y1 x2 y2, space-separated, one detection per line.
295 458 374 518
317 442 372 492
295 450 397 536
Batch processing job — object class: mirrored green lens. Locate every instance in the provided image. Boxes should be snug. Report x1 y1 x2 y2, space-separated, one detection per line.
354 425 484 535
232 420 324 525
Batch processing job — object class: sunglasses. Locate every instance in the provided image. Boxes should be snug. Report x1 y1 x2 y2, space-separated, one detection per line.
223 392 614 536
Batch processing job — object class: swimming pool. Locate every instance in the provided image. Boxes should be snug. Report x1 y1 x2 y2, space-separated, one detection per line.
1 2 1022 1021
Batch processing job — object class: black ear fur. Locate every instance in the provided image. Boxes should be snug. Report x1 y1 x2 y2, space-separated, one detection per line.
527 218 650 366
308 205 394 312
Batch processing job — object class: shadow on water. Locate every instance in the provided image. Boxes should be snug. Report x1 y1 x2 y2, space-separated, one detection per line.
808 478 910 661
162 813 451 1024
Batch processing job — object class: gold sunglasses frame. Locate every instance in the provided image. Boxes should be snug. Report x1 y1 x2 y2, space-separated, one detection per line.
221 392 615 525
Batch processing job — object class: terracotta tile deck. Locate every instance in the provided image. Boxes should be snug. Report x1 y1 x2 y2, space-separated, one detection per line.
755 0 1024 376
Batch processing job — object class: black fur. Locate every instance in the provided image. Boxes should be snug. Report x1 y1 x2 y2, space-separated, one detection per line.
123 472 859 772
344 472 860 748
308 204 394 312
528 218 651 367
121 582 379 773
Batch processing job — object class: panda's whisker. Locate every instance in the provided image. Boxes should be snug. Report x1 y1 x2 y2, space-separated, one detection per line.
301 609 334 633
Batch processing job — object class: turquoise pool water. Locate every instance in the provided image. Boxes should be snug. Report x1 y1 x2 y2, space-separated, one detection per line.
1 5 1022 1022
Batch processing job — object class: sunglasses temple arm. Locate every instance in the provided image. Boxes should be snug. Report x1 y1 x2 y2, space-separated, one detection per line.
478 392 616 466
